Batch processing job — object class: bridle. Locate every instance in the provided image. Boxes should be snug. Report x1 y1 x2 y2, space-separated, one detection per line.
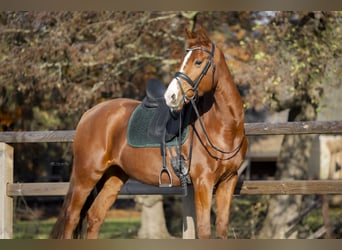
173 42 245 161
174 42 216 102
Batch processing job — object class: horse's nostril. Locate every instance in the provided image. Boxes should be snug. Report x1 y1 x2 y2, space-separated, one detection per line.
171 94 176 101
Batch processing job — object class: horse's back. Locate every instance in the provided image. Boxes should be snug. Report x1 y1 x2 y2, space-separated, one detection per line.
73 98 140 153
77 98 139 128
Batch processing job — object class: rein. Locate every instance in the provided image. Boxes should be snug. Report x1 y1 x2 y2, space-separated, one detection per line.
175 42 245 161
190 98 246 161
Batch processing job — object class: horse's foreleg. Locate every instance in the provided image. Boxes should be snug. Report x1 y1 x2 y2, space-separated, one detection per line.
214 173 238 239
86 172 128 239
193 180 214 239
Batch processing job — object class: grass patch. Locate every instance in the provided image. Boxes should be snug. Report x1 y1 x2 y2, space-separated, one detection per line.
14 217 141 239
99 217 141 239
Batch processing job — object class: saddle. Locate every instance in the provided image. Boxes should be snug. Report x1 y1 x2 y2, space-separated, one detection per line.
127 78 190 147
127 78 192 195
144 78 185 143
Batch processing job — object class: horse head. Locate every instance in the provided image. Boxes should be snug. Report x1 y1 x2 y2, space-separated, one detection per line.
164 27 217 111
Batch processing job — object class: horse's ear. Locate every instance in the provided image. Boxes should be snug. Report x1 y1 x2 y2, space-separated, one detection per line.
197 26 210 43
185 27 195 39
185 26 211 46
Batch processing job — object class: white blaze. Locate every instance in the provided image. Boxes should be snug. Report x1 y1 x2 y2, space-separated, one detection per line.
180 50 192 72
164 50 192 108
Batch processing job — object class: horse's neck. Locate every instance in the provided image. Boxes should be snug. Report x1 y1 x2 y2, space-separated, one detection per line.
215 76 244 125
200 66 245 148
216 58 244 118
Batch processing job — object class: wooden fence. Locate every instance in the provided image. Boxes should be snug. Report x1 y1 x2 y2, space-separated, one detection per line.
1 120 342 239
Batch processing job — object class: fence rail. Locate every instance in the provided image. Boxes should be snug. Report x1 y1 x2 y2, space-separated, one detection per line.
6 179 342 197
1 121 342 143
1 120 342 239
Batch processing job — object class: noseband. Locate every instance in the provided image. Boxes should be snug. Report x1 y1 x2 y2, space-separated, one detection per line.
174 43 216 101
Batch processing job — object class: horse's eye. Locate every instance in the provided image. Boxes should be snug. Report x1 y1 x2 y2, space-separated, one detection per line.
194 60 202 66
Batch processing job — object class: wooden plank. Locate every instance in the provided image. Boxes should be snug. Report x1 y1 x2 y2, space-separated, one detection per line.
0 143 13 239
182 185 196 239
235 180 342 195
6 180 184 197
244 120 342 135
7 182 70 197
7 180 342 197
0 130 75 143
0 121 342 143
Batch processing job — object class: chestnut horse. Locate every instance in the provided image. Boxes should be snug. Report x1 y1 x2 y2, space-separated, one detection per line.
50 27 247 239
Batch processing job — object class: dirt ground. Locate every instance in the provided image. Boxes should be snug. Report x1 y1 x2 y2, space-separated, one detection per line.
105 209 141 219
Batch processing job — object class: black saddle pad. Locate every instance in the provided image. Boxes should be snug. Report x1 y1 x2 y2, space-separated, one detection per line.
127 104 190 148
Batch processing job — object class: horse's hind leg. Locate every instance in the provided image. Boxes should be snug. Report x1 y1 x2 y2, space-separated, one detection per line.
63 155 108 238
214 173 238 239
63 174 100 239
86 167 128 239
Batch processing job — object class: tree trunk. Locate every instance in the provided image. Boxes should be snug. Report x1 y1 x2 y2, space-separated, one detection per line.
135 195 173 239
258 102 317 239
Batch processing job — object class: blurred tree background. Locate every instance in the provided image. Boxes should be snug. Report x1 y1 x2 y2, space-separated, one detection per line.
1 11 341 238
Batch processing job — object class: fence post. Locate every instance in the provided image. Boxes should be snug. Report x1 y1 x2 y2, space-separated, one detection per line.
0 143 13 239
182 185 196 239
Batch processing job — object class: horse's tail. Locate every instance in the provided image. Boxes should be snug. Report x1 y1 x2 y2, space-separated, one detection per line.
49 177 76 239
50 176 100 239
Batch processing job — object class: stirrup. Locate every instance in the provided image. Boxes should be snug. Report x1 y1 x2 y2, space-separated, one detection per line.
159 167 173 187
